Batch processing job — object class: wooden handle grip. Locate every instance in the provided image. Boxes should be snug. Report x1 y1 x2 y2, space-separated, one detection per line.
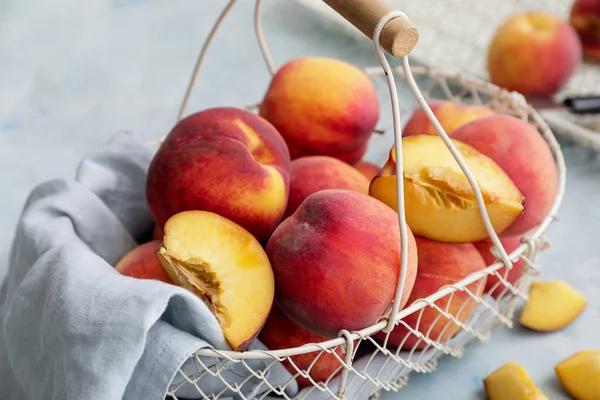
322 0 418 58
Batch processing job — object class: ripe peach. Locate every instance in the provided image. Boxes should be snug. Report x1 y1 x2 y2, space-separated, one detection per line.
570 0 600 59
115 240 172 284
452 114 558 236
402 99 494 138
266 189 418 338
152 225 163 241
487 12 582 96
353 160 381 181
376 236 486 350
369 135 525 243
258 306 343 388
259 57 379 164
157 210 275 351
474 236 525 298
146 107 291 243
285 156 369 218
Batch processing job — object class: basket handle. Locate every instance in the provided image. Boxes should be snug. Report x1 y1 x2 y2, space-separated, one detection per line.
322 0 419 58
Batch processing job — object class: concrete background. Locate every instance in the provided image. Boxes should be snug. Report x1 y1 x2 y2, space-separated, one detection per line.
1 1 599 398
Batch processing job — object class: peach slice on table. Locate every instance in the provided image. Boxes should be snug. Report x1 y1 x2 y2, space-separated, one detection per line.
369 135 525 243
555 350 600 400
157 210 275 352
484 362 548 400
115 240 172 284
519 280 587 332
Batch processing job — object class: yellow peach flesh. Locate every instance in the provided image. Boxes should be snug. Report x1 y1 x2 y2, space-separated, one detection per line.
370 135 525 243
157 210 275 351
484 362 548 400
519 280 587 331
555 350 600 400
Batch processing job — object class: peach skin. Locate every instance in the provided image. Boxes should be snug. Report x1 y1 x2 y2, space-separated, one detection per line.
376 236 486 350
285 156 370 218
402 99 494 138
266 189 418 338
453 114 558 236
474 236 525 298
487 12 582 96
259 57 379 164
115 240 172 284
369 135 525 243
353 160 381 181
571 0 600 59
259 305 343 389
157 210 275 352
146 107 291 243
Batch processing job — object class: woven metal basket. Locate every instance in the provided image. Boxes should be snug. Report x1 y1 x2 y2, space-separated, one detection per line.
164 1 566 398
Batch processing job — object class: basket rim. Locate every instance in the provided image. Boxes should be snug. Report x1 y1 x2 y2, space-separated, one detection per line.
193 65 566 361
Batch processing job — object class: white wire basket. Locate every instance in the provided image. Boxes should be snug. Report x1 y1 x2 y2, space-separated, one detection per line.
165 1 566 399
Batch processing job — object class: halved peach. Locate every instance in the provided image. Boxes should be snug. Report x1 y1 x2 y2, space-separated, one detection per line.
157 210 275 351
484 362 548 400
115 240 172 284
555 350 600 400
369 135 525 243
519 280 587 332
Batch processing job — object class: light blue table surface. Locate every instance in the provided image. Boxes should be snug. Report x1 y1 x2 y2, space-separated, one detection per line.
1 1 599 399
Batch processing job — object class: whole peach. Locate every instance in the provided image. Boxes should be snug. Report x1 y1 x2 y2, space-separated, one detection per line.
402 99 494 137
487 12 582 96
266 189 418 338
285 156 369 218
570 0 600 59
474 236 525 298
115 240 172 284
260 57 379 163
259 306 343 388
353 160 381 181
376 236 486 350
452 114 558 236
146 107 291 243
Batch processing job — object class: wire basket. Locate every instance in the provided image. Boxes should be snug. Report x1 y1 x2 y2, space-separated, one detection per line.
165 1 566 399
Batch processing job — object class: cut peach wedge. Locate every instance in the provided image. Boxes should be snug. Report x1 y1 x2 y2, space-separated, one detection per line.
555 350 600 400
156 210 275 351
484 362 548 400
369 135 525 243
519 280 587 332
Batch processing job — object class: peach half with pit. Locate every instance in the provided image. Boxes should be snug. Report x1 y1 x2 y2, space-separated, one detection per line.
157 210 275 351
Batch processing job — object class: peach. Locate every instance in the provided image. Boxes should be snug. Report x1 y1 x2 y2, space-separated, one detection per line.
266 189 418 338
484 362 548 400
519 280 587 332
259 57 379 164
258 305 343 388
152 225 163 241
285 156 370 218
369 135 525 243
555 350 600 400
487 12 582 96
376 236 486 350
146 107 291 243
115 240 172 284
157 210 275 351
402 99 494 138
474 236 525 298
452 114 558 236
570 0 600 59
353 160 381 181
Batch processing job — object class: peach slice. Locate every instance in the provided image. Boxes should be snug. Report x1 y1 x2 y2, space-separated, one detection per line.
157 210 275 351
484 362 548 400
369 135 525 243
519 280 587 332
555 350 600 400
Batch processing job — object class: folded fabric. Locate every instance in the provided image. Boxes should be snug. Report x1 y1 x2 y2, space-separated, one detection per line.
0 131 495 400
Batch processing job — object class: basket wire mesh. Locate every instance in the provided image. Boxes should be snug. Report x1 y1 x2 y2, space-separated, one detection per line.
164 1 566 399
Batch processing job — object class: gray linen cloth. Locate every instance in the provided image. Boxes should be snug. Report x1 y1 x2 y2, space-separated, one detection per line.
0 131 497 399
